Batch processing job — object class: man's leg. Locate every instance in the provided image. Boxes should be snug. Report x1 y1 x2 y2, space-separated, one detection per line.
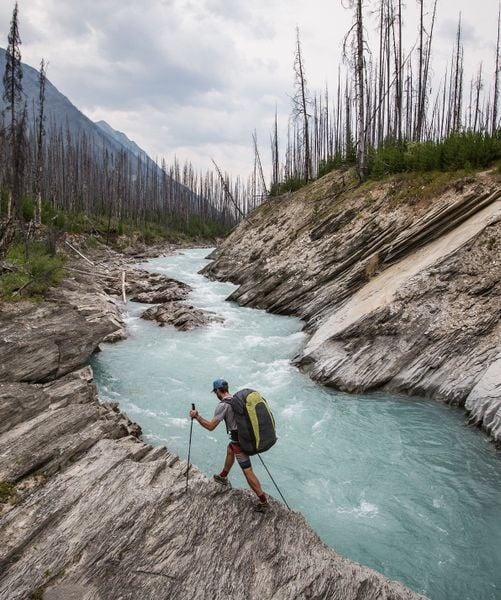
242 466 265 497
231 443 268 507
222 444 235 474
214 444 235 485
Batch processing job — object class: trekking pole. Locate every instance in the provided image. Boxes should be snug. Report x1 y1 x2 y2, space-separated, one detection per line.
185 403 196 493
257 454 291 510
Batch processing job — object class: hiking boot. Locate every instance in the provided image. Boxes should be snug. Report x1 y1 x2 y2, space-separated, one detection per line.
254 501 270 513
213 474 229 486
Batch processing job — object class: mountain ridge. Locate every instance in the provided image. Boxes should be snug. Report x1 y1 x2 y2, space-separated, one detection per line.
0 47 160 174
95 119 152 163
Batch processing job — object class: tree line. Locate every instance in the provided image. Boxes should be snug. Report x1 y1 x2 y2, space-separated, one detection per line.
270 0 501 192
2 0 500 246
0 3 257 248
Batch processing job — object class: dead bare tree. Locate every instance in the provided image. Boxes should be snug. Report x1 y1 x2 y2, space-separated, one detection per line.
293 27 312 182
451 14 464 132
343 0 368 180
493 3 501 134
395 0 403 141
252 131 268 198
271 107 280 189
473 63 483 132
2 2 24 222
34 58 47 225
211 159 246 221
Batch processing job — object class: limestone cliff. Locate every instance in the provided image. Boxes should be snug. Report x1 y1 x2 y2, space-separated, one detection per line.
0 246 424 600
202 169 501 443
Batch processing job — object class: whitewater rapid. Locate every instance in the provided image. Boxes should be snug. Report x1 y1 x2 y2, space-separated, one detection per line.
92 248 501 600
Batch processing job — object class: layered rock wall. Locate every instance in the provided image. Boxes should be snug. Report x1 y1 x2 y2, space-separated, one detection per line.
203 170 501 443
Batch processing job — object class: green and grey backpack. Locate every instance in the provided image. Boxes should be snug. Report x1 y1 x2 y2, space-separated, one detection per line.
224 389 277 455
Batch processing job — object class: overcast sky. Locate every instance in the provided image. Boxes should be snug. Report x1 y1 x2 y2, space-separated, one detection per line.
0 0 499 179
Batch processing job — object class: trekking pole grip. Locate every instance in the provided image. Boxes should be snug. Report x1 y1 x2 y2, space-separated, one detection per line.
191 403 196 418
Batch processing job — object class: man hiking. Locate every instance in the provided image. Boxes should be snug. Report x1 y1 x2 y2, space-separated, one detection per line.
189 378 269 512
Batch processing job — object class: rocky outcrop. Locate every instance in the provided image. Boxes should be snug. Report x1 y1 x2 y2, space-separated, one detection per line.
0 434 424 600
299 210 500 400
0 259 142 513
0 246 425 599
203 169 501 443
465 352 501 439
141 301 224 330
0 367 141 497
0 275 123 383
105 266 192 304
96 251 224 331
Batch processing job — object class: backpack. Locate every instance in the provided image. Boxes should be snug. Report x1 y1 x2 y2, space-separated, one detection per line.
224 388 277 456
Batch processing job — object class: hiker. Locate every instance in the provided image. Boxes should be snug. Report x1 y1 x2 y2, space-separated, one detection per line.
189 378 269 512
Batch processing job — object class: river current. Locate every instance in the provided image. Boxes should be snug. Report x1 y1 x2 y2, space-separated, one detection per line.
91 248 501 600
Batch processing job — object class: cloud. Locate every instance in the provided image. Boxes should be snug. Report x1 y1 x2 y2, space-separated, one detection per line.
438 18 480 47
18 0 234 108
1 0 499 179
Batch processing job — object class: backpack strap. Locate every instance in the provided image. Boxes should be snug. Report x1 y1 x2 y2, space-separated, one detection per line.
221 397 233 434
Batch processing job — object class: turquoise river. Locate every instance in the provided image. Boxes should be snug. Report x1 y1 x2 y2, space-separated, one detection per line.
91 248 501 600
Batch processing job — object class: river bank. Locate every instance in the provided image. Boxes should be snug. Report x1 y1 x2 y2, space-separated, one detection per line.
202 168 501 445
0 239 424 600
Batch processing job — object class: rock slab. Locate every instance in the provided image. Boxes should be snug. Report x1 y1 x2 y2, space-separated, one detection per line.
0 437 424 600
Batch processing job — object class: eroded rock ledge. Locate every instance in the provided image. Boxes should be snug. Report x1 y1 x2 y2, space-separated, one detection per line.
0 435 424 600
0 246 423 600
203 170 501 444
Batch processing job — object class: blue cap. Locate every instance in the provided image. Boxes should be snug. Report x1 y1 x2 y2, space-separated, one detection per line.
212 378 228 392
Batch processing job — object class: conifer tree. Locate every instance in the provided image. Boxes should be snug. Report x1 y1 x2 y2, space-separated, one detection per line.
3 3 23 139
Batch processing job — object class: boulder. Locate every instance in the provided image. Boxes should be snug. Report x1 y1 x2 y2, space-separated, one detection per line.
105 267 191 304
141 302 224 330
102 327 128 344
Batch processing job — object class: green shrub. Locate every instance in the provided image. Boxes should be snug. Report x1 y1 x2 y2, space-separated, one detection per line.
0 271 31 297
41 200 55 224
270 177 308 196
183 215 230 238
345 135 357 165
365 131 501 179
21 197 36 221
0 190 9 216
82 235 100 250
0 241 66 301
318 153 345 178
141 226 159 245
